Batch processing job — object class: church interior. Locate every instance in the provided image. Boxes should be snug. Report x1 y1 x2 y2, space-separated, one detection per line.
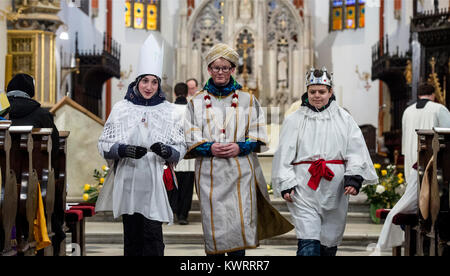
0 0 449 257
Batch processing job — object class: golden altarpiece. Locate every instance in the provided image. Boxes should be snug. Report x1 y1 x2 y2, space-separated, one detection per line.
5 0 62 108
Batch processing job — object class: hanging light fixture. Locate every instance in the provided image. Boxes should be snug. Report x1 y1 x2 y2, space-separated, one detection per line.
59 24 70 40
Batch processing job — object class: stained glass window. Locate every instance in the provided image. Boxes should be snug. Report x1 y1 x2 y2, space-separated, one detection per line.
330 0 365 31
125 0 160 31
345 0 356 29
332 0 344 30
359 0 365 28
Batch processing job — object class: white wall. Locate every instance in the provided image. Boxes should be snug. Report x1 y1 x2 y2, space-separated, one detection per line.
110 0 180 108
312 0 380 127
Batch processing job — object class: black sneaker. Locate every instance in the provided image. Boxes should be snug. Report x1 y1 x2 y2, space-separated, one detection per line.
178 219 189 225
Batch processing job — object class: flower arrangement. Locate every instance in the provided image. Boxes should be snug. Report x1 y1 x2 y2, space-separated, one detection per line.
361 163 405 223
82 165 109 204
267 183 273 195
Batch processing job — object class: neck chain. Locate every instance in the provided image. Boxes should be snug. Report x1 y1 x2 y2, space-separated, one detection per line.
204 93 239 142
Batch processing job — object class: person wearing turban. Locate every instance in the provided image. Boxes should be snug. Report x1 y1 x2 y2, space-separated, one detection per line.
184 43 293 256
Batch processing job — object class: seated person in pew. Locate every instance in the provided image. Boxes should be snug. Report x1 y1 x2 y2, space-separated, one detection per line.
6 73 64 255
6 73 60 159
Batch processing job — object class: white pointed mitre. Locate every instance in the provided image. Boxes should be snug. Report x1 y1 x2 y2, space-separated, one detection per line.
137 34 164 78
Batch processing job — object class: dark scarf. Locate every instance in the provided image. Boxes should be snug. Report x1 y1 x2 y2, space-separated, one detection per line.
174 96 188 105
301 92 336 112
203 76 243 97
416 99 430 109
124 75 166 106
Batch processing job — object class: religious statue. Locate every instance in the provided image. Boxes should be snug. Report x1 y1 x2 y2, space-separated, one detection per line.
239 0 253 20
277 51 288 89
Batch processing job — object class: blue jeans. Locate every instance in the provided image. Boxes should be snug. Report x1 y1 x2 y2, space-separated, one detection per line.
297 239 338 256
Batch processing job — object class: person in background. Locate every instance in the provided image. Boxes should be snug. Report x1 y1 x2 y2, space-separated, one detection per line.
402 82 450 184
186 78 198 100
172 82 196 225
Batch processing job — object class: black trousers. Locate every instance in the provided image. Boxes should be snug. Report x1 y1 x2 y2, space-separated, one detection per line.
174 171 195 220
122 213 164 256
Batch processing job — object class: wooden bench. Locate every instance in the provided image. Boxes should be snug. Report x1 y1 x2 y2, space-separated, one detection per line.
31 128 56 256
375 208 418 256
67 204 95 256
415 128 450 256
64 208 83 255
53 131 69 256
0 125 69 256
430 128 450 256
9 125 39 255
0 121 17 255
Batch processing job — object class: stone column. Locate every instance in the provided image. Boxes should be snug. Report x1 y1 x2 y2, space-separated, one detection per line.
292 47 302 100
268 47 277 101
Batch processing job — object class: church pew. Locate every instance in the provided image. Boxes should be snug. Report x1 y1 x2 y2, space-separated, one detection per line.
9 126 39 256
430 128 450 256
31 128 56 256
54 131 69 256
0 121 18 255
416 129 436 256
375 208 417 256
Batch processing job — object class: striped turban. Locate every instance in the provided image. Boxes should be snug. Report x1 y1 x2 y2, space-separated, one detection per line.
205 43 239 67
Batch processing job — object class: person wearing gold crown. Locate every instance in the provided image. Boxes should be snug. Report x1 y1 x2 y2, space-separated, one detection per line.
184 43 293 256
96 34 186 256
272 67 378 256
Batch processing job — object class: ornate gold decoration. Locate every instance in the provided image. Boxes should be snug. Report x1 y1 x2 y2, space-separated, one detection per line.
427 57 445 105
117 65 133 90
7 30 57 107
237 37 253 92
355 65 372 91
404 60 412 85
0 6 25 21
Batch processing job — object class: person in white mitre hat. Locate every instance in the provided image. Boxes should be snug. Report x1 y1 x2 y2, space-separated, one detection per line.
272 67 378 256
96 34 186 256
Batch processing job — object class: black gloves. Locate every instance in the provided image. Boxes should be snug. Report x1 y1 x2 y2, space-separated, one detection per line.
281 188 295 198
150 142 172 160
117 143 173 160
118 144 147 159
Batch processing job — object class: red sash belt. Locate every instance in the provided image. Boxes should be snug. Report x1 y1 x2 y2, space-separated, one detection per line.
292 159 346 191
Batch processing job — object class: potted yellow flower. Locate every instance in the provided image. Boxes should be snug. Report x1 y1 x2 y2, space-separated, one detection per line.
267 183 273 195
82 165 109 204
361 164 405 224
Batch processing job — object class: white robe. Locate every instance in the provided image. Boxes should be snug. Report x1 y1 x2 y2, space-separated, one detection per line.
173 103 195 172
374 168 418 251
402 101 450 183
272 101 378 247
96 100 186 223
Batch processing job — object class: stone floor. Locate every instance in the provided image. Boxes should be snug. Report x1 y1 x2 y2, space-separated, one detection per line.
68 240 392 256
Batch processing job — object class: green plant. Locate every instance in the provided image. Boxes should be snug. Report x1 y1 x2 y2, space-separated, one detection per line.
82 165 109 203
